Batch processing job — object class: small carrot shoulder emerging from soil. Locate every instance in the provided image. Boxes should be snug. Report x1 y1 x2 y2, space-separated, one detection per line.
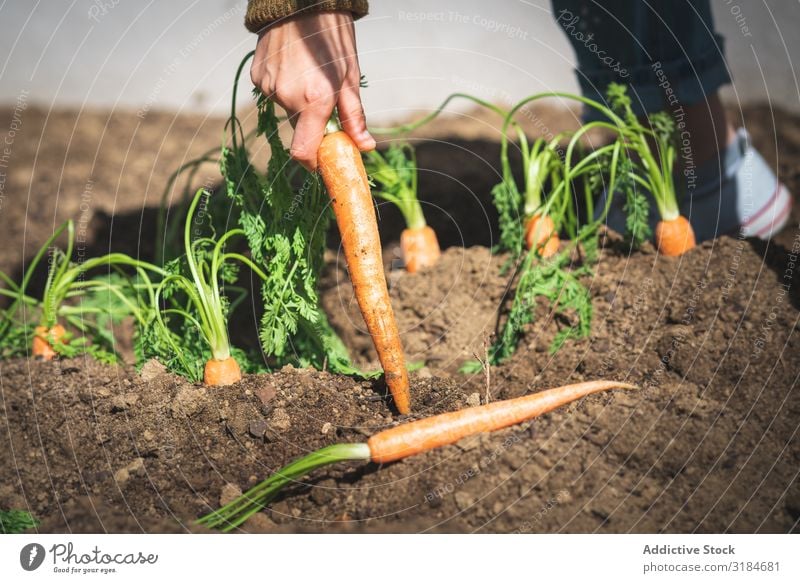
32 325 66 360
364 144 441 274
655 216 696 257
401 225 441 273
203 356 242 386
524 213 560 258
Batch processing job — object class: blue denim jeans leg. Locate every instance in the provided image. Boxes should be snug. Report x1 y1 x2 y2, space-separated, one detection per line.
551 0 731 117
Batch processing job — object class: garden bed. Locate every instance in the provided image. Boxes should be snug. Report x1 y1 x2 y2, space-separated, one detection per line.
1 104 798 533
2 234 799 533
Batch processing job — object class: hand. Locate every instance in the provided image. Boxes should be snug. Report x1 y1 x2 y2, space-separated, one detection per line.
250 10 375 171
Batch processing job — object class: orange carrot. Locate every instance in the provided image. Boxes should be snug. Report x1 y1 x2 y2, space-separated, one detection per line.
401 225 441 273
203 356 242 386
318 127 412 415
363 143 440 274
368 380 636 463
525 213 559 258
32 324 66 360
655 216 695 257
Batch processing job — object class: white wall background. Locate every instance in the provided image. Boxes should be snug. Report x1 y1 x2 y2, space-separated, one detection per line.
0 0 798 122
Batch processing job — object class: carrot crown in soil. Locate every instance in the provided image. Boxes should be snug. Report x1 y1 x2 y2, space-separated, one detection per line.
219 54 357 375
501 85 679 223
469 83 687 369
474 93 626 368
147 188 268 380
604 84 679 222
0 218 164 361
494 99 629 256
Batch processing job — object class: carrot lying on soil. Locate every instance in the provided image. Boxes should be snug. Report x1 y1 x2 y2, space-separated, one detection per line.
401 225 441 273
203 356 242 386
32 324 66 360
198 379 637 530
317 120 412 415
655 215 696 257
368 379 635 462
524 213 560 258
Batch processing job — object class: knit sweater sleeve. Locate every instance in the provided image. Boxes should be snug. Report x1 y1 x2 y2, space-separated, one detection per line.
245 0 369 32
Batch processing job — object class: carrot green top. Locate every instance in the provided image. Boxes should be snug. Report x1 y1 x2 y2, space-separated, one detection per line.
245 0 369 32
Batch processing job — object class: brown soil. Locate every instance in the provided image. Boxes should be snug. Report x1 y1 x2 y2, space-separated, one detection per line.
1 104 799 533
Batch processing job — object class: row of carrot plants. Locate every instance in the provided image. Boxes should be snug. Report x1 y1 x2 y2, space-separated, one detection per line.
0 68 693 383
371 82 695 368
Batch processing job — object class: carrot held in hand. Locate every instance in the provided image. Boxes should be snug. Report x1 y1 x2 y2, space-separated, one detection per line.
198 379 637 530
317 117 412 414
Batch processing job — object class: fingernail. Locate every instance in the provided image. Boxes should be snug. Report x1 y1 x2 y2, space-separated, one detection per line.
361 133 376 151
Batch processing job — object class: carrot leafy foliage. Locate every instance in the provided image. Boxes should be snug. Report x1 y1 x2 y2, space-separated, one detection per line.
0 509 38 534
0 221 161 363
221 84 354 373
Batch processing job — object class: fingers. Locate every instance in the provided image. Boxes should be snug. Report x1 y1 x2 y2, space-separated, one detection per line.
247 11 370 170
289 98 335 171
338 83 375 152
283 80 371 170
250 30 269 88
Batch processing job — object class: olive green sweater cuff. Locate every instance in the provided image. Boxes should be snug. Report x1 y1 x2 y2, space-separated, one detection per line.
245 0 369 32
